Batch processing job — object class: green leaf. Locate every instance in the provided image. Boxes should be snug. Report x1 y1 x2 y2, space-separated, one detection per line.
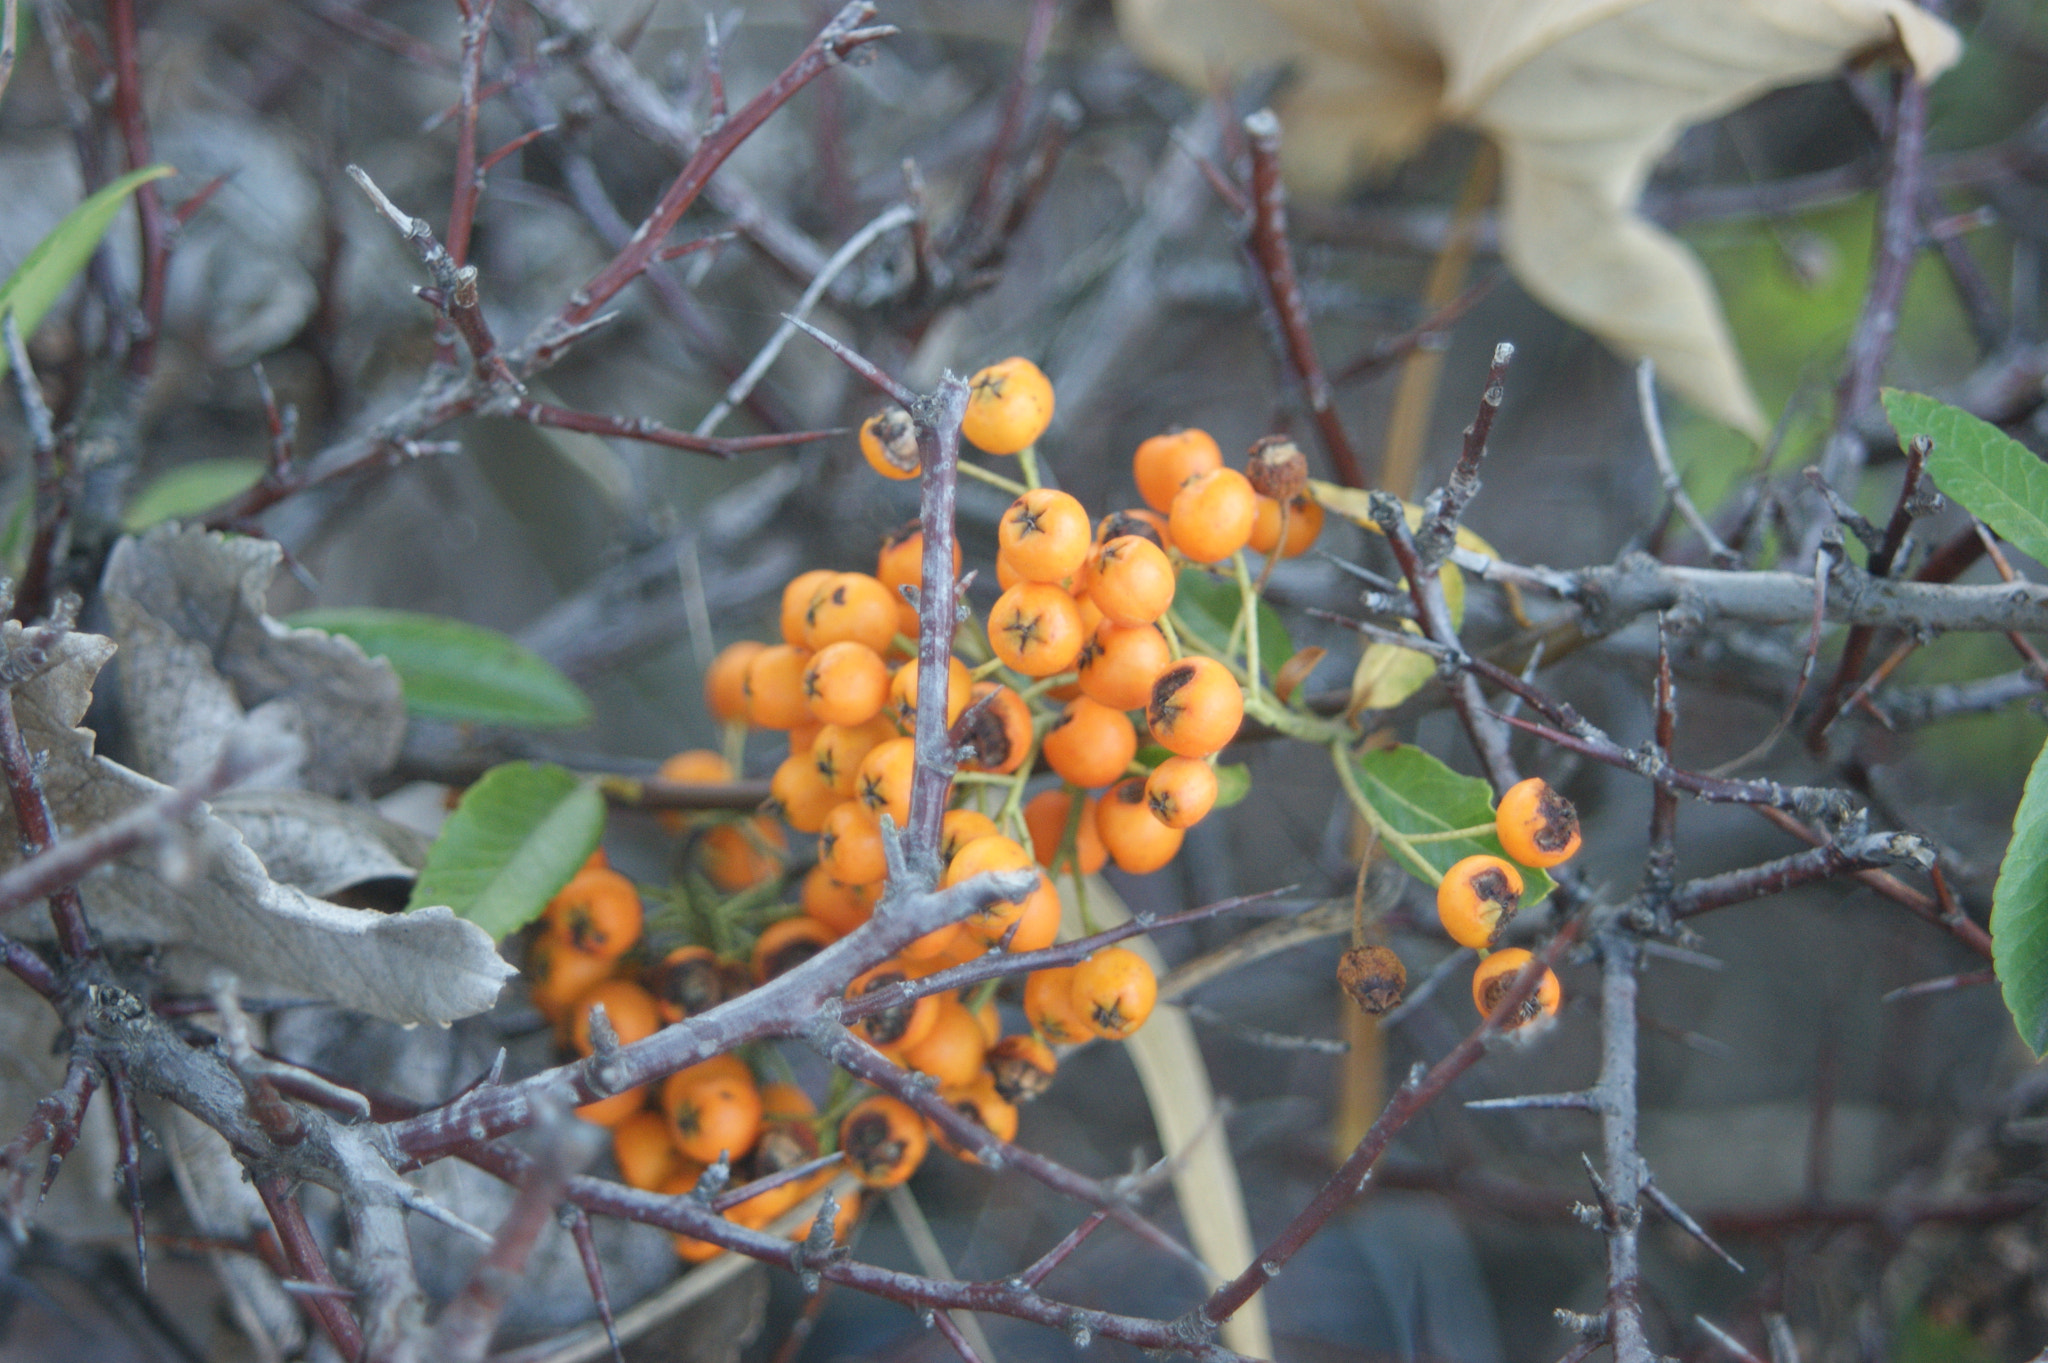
288 607 592 729
1172 568 1295 684
122 459 266 531
1212 763 1251 810
0 165 174 380
1350 744 1556 903
408 761 606 938
1992 735 2048 1056
1883 389 2048 566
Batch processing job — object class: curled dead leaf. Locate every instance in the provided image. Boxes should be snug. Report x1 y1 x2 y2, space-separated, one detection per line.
1274 645 1328 704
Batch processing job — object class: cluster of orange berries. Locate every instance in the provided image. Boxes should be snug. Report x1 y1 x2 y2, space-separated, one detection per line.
1434 777 1582 1029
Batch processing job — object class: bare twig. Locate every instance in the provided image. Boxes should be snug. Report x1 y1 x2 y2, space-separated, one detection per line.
1638 360 1738 567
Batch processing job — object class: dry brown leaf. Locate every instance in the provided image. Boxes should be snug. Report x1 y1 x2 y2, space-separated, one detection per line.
1115 0 1960 437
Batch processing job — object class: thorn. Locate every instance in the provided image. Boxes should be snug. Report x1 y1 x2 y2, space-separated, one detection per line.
1695 1313 1767 1363
1644 1180 1743 1273
106 1065 148 1290
1465 1091 1596 1112
563 1207 624 1363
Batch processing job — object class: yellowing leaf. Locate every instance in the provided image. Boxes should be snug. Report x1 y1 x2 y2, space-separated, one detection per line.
1350 625 1435 714
1115 0 1960 437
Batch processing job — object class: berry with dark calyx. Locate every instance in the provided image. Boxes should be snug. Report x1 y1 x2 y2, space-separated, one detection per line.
1245 435 1308 501
1337 945 1406 1016
1436 854 1525 949
860 407 921 480
1495 777 1583 869
1471 948 1562 1030
988 1034 1058 1104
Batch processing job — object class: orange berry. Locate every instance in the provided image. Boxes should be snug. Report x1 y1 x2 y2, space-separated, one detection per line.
1041 697 1138 789
664 1064 763 1166
1133 428 1223 514
839 1095 929 1187
781 570 837 647
1077 621 1171 712
995 548 1080 594
613 1109 686 1189
802 641 890 728
543 867 643 960
810 716 897 798
970 996 1001 1047
999 489 1092 584
988 1035 1058 1104
1096 776 1184 873
705 641 765 724
804 573 899 656
1023 787 1107 876
1070 946 1157 1040
525 933 617 1022
958 683 1033 775
847 964 939 1053
1168 467 1257 564
656 749 735 835
744 643 814 731
818 801 887 886
1145 756 1218 830
751 916 841 984
568 979 663 1056
1089 536 1175 627
854 735 918 830
962 357 1054 455
1471 948 1562 1029
1000 875 1062 953
1437 855 1524 949
987 583 1085 678
1495 778 1582 869
800 863 878 935
771 749 840 833
901 996 990 1088
647 945 726 1025
1095 508 1169 551
576 1086 650 1128
860 406 921 480
1023 966 1090 1046
1147 657 1243 757
940 808 1002 862
943 834 1041 945
887 655 971 734
1248 493 1324 559
931 1074 1019 1161
699 818 787 891
901 921 965 963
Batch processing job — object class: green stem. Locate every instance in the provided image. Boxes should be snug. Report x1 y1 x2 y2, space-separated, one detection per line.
1015 672 1076 703
959 460 1030 497
1016 444 1042 491
1232 550 1263 713
1331 740 1442 885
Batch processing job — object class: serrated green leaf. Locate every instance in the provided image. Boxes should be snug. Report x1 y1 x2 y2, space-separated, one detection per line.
1992 735 2048 1056
1350 744 1555 902
1172 568 1294 683
0 165 174 380
288 607 592 729
122 458 265 532
1212 763 1250 810
408 761 606 938
1883 389 2048 566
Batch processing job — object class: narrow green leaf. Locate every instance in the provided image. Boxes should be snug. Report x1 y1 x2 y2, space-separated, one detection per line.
122 459 265 532
288 607 592 729
1350 745 1555 902
408 761 605 938
1212 763 1251 810
1992 735 2048 1056
1172 568 1295 683
0 165 174 380
1883 389 2048 565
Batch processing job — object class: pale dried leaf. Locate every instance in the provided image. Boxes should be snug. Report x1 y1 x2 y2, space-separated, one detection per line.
210 789 429 899
1115 0 1960 436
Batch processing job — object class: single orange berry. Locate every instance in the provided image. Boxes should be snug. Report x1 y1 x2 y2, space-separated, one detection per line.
1023 787 1107 876
1096 776 1184 873
901 995 991 1088
958 683 1033 775
1247 493 1324 559
847 964 939 1053
613 1109 686 1190
1147 657 1243 757
1089 536 1175 627
1023 966 1091 1045
999 489 1092 584
699 818 787 891
781 570 837 648
800 863 878 935
944 834 1038 944
987 583 1085 677
940 808 1003 862
1132 428 1223 515
770 748 840 833
1070 946 1157 1040
525 932 617 1022
962 357 1054 455
987 1034 1058 1104
1077 621 1172 712
901 921 966 964
655 749 734 835
1471 948 1563 1029
998 874 1062 953
576 1085 650 1129
1041 696 1138 790
744 643 814 731
860 406 921 480
932 1074 1020 1161
1168 467 1258 564
1145 755 1219 829
543 867 643 960
750 916 841 984
664 1065 763 1166
1437 855 1525 949
803 572 899 656
839 1095 929 1188
569 979 663 1058
969 995 1001 1047
1495 777 1582 869
647 945 726 1025
854 735 918 830
705 641 765 724
886 655 971 734
809 716 897 798
802 641 890 728
818 800 888 886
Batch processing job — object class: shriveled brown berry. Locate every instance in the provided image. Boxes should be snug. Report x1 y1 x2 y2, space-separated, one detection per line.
1245 435 1308 501
1337 946 1406 1016
987 1034 1058 1104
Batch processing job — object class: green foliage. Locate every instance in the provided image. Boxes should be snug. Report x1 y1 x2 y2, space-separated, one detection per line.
1172 568 1294 684
1992 735 2048 1056
289 607 592 729
407 761 605 939
122 459 265 532
1883 389 2048 566
1349 744 1555 902
1212 763 1250 810
0 165 174 379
